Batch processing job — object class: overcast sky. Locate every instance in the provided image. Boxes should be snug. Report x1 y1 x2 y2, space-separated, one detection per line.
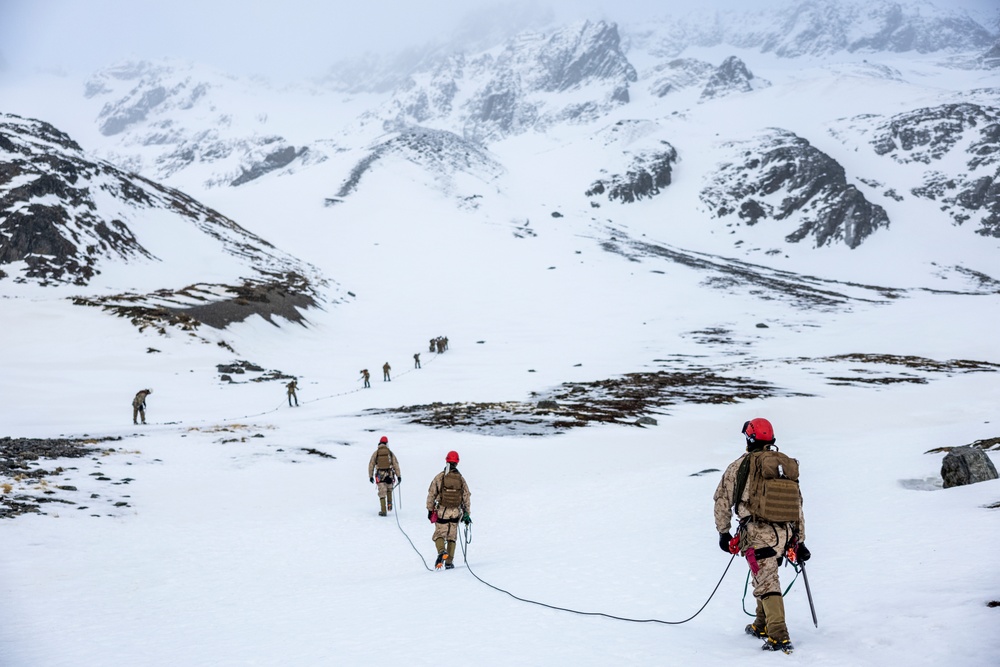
1 0 996 81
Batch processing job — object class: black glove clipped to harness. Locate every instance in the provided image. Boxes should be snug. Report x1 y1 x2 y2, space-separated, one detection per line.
397 476 401 483
369 477 374 484
428 510 433 521
796 542 811 562
719 532 733 553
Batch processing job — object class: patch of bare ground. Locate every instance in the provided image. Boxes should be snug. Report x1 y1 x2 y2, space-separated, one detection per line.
0 436 127 518
790 353 1000 387
72 271 318 339
375 368 801 436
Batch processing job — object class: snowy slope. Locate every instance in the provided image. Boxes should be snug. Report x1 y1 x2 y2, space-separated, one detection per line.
1 2 999 666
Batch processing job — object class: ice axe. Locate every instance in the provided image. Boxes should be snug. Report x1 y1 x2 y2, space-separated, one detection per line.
786 545 818 628
799 560 818 628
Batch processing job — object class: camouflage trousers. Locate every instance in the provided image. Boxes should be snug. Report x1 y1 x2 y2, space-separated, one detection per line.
432 507 463 544
376 480 394 502
741 520 794 598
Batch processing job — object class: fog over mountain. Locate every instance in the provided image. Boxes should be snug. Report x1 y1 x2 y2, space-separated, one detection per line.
1 1 999 665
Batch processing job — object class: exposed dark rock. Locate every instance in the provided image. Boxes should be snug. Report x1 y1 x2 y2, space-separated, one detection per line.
859 103 1000 236
336 127 503 198
1 113 323 290
373 365 793 435
700 56 770 100
586 144 678 203
941 446 999 488
231 145 307 186
0 436 120 519
700 129 889 248
649 58 716 97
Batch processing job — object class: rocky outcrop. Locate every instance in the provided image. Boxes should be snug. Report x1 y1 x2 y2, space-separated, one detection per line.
378 21 637 143
230 144 308 186
649 58 716 97
645 0 996 59
0 113 322 290
336 127 504 199
0 115 154 284
700 129 889 248
700 56 770 100
851 103 1000 236
586 144 678 203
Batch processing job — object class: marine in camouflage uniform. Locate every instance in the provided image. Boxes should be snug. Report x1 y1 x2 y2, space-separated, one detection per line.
132 389 152 425
360 369 370 388
368 436 400 516
426 451 471 569
286 379 299 407
713 417 810 653
414 353 421 369
382 362 391 381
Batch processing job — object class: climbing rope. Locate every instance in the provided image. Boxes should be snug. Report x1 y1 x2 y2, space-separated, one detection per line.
457 524 739 625
390 480 435 572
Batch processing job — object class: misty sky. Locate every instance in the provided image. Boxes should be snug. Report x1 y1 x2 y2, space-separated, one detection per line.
1 0 997 80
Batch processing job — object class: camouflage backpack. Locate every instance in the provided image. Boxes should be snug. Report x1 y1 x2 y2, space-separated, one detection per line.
440 470 465 509
375 447 395 478
733 448 801 523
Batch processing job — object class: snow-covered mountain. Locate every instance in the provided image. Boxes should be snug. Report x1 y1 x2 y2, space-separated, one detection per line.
1 3 999 664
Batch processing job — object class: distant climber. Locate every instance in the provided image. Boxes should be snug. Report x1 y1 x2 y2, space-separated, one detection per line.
414 353 421 369
383 362 391 382
132 389 152 425
286 379 299 407
368 436 401 516
360 369 370 388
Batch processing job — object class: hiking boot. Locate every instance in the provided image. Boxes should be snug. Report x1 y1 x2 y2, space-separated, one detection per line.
745 622 767 639
762 638 793 654
435 552 446 569
378 510 386 516
444 562 454 570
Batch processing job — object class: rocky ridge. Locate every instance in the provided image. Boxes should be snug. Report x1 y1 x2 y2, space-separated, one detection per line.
700 129 890 248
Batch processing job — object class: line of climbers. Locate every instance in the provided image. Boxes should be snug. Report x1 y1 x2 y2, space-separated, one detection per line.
129 336 452 423
367 436 471 571
369 417 812 654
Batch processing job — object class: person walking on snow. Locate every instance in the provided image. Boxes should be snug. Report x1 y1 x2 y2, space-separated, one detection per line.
382 362 391 381
286 379 299 407
426 450 471 570
132 389 152 425
368 436 400 516
713 417 811 654
360 369 370 388
414 353 421 369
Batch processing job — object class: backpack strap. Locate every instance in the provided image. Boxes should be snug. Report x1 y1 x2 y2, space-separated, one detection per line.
732 454 751 514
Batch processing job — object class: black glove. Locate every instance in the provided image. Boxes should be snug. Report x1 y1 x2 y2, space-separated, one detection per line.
462 513 472 525
427 510 433 521
796 542 811 562
719 532 733 553
396 476 401 483
369 477 374 484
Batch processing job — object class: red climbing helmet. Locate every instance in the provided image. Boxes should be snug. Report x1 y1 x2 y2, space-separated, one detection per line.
742 418 775 444
445 450 460 463
379 436 388 444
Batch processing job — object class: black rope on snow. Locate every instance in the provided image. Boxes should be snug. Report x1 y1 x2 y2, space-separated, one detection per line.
457 524 739 625
390 480 434 572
